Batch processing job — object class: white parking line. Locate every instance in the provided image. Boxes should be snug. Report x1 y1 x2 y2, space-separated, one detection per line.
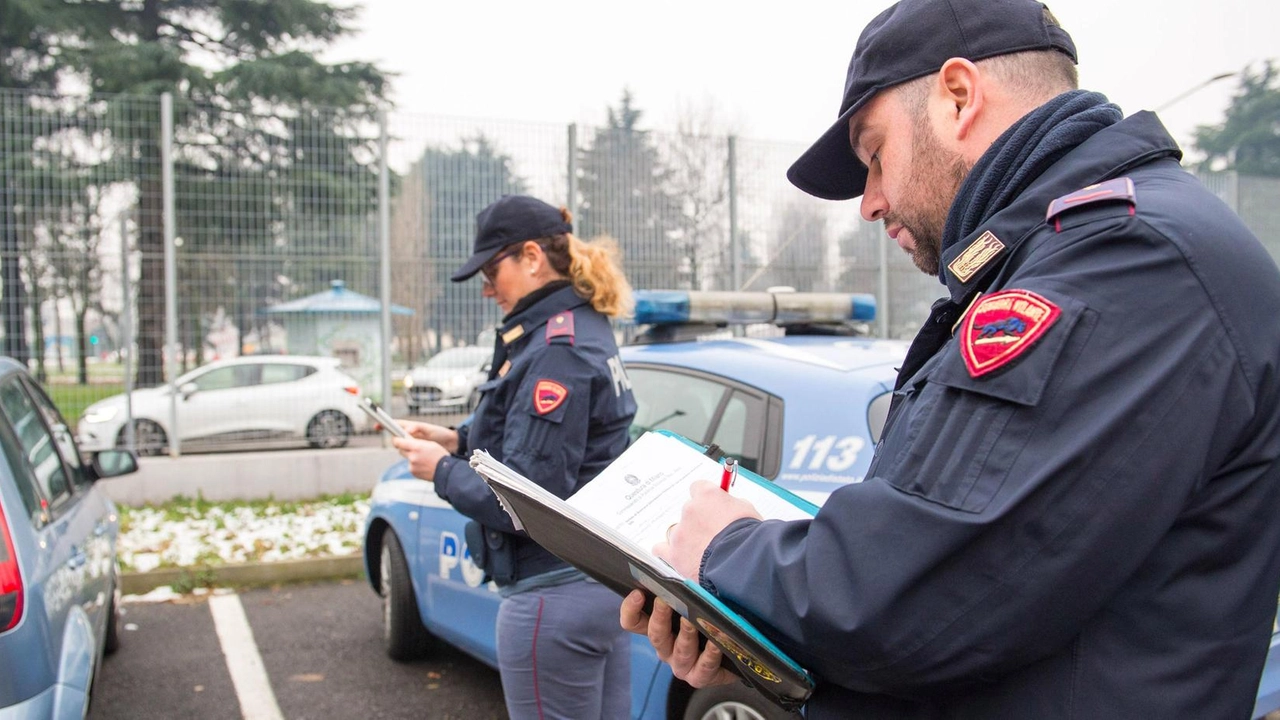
208 594 284 720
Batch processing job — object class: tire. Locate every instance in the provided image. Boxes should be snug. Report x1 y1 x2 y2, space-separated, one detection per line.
682 682 803 720
307 410 352 449
380 528 433 661
116 419 167 457
103 566 122 655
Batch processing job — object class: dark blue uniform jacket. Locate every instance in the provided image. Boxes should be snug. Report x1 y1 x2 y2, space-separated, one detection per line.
701 112 1280 718
433 284 636 585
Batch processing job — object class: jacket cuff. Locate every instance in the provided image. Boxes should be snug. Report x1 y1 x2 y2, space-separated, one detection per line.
698 517 760 594
433 454 460 500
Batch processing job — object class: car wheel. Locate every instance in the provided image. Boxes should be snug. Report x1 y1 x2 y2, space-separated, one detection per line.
116 420 167 456
682 683 802 720
379 528 433 661
104 566 122 655
307 411 351 449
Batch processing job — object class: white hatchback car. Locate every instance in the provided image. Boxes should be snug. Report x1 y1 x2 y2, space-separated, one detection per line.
402 346 492 415
76 356 370 455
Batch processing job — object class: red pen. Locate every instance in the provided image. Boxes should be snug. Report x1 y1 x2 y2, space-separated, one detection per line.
720 458 738 492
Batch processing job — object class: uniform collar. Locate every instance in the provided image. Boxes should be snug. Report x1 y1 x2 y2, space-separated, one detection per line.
498 284 588 347
940 111 1181 303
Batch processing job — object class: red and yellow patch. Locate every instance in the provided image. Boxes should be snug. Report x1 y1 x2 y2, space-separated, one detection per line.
959 290 1061 378
533 379 568 414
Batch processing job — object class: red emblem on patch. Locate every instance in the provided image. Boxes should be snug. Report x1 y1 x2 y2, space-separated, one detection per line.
959 290 1061 378
533 379 568 414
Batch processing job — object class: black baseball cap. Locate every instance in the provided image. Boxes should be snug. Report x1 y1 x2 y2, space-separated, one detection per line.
786 0 1077 200
452 195 573 282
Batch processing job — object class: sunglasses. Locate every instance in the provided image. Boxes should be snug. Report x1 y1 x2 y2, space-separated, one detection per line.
480 245 524 285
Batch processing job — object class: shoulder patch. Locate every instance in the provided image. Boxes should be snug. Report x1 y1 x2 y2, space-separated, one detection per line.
1046 177 1135 231
546 312 575 345
533 379 568 414
959 290 1061 378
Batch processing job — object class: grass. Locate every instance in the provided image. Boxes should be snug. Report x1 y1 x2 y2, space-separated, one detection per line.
45 382 125 426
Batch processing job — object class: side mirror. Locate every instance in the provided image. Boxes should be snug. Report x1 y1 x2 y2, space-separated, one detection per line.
179 382 198 400
91 449 139 479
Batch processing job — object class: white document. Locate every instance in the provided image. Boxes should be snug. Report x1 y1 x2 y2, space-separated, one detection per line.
566 432 812 552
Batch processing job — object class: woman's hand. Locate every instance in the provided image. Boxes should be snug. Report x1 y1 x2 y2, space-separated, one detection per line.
397 419 460 454
391 435 450 482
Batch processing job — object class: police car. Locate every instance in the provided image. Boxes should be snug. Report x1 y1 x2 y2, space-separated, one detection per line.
360 290 1280 720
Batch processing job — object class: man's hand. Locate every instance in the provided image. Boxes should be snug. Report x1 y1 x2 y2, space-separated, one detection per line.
392 434 450 482
653 480 762 579
620 591 737 688
397 419 460 453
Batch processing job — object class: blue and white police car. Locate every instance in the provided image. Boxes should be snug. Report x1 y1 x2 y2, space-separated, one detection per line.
360 290 1280 720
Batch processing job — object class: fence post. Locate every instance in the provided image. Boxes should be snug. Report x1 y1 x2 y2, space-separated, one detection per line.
877 232 890 338
378 111 392 412
161 92 180 457
567 124 579 221
728 135 740 292
120 212 135 453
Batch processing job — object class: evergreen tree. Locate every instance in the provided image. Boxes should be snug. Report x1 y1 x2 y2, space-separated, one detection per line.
415 135 526 351
1194 62 1280 177
27 0 391 385
577 91 683 290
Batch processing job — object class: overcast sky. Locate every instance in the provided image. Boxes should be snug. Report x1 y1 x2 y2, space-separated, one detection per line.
325 0 1277 158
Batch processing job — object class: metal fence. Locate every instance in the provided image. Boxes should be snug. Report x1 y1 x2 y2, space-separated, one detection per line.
3 87 1277 455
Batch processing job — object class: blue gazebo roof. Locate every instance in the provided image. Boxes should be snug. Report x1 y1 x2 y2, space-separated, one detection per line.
261 280 414 316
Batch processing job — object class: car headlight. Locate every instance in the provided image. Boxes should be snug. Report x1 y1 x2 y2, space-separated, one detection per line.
403 375 414 389
82 406 119 424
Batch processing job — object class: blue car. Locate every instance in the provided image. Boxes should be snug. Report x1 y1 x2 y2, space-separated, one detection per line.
0 357 139 718
361 292 1280 719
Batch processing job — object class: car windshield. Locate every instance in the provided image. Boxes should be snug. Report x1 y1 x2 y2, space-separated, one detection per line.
425 348 489 370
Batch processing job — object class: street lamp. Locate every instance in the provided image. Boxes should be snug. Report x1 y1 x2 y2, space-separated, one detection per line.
1155 72 1235 113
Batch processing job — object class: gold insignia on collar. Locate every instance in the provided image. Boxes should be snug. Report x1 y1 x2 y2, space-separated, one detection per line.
501 325 525 345
947 231 1006 284
498 360 511 377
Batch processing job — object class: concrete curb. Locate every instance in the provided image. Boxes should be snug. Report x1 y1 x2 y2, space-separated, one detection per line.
122 555 366 596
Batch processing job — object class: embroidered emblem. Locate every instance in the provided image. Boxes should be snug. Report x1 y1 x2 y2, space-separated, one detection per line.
545 312 575 344
947 231 1006 284
959 290 1061 378
533 379 568 414
1046 177 1136 231
501 325 525 345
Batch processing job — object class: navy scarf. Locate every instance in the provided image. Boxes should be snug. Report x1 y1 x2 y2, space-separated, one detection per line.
939 90 1124 281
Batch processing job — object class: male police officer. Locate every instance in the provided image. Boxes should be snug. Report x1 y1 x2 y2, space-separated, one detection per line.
622 0 1280 717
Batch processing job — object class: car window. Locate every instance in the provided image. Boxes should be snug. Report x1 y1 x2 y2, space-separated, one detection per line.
427 348 491 370
0 378 73 514
193 365 258 391
627 368 727 445
867 391 893 445
21 378 87 489
707 391 767 475
0 403 46 525
261 364 313 385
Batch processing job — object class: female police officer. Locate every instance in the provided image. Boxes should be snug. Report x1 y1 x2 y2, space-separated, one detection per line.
393 194 636 720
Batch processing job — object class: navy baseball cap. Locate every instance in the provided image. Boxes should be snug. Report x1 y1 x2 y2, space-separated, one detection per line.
452 195 573 282
786 0 1077 200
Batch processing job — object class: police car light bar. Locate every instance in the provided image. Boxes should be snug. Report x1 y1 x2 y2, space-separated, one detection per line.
632 290 876 326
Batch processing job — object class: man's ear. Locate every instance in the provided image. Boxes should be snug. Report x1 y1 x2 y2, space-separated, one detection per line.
937 58 983 141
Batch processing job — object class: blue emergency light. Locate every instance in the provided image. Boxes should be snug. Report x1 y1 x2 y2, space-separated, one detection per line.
632 290 876 326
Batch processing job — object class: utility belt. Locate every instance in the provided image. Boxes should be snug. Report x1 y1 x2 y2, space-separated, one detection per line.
464 521 565 586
